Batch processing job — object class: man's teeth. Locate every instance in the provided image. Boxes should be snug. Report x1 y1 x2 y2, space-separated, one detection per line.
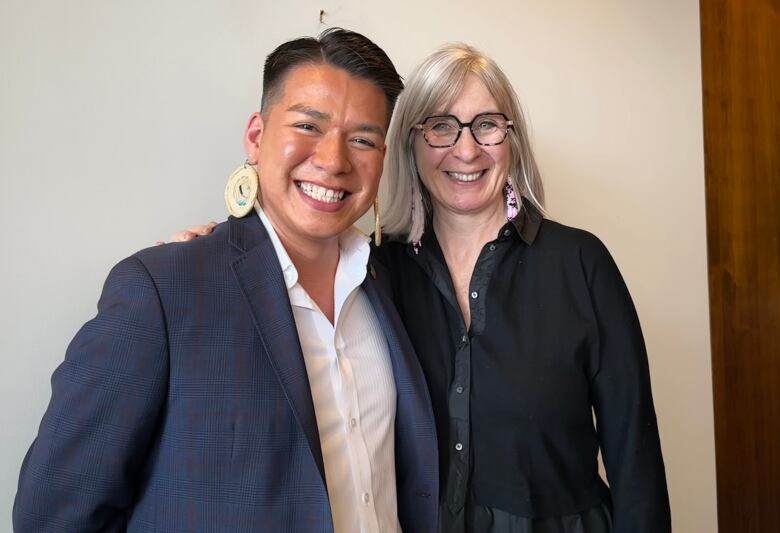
297 182 345 203
447 171 483 182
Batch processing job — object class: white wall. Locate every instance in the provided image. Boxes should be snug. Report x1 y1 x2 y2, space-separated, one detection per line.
0 0 716 530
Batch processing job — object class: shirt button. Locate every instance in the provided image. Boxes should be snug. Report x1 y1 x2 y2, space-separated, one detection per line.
350 418 357 428
455 443 464 451
362 492 370 504
470 291 478 299
503 228 512 237
461 334 468 343
456 385 464 394
489 244 496 251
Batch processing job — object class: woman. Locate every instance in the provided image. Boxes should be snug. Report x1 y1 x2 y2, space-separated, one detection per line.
179 43 670 532
375 43 669 532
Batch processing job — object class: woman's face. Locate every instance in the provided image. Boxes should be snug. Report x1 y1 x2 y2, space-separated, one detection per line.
413 75 511 220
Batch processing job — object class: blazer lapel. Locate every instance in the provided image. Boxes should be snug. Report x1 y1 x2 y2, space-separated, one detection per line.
228 214 326 483
361 259 424 393
362 261 439 530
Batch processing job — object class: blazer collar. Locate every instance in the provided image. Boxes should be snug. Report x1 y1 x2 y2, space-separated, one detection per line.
228 211 267 253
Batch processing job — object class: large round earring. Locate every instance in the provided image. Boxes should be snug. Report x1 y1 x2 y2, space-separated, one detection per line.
225 162 259 217
373 197 382 247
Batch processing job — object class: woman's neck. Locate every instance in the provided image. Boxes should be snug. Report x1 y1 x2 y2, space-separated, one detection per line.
432 202 508 330
433 202 507 258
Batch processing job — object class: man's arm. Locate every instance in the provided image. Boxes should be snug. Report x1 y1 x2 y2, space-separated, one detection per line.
14 256 169 532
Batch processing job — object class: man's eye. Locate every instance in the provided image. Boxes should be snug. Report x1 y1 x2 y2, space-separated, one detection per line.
295 123 319 132
352 137 377 148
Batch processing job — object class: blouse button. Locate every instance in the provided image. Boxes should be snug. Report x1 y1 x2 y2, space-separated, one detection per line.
455 443 463 451
470 291 478 299
362 492 370 504
456 385 464 394
489 244 496 251
503 229 512 237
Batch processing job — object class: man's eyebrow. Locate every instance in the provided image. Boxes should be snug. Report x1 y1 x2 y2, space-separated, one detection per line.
286 104 330 121
355 123 386 137
286 104 385 136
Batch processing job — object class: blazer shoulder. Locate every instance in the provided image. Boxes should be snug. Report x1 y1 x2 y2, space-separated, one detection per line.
369 240 412 296
131 220 235 275
370 239 408 266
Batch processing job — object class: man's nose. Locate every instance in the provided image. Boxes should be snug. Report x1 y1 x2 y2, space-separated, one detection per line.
312 132 352 174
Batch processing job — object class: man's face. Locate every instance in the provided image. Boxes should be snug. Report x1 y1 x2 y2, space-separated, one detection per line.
245 64 388 250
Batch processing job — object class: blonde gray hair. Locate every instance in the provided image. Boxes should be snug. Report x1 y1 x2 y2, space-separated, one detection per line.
382 43 545 242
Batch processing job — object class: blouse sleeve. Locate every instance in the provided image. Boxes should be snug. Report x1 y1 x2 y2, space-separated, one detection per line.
582 236 671 533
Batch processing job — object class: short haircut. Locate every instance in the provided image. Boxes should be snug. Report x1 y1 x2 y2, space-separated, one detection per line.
382 43 546 242
260 28 403 122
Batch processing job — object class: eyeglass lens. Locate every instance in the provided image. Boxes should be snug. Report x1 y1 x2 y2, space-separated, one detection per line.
422 113 510 146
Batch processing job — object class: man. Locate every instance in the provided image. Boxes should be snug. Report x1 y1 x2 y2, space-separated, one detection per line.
14 28 438 532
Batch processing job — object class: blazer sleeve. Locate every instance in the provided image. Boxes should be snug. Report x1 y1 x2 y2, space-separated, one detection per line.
14 256 169 532
582 237 671 533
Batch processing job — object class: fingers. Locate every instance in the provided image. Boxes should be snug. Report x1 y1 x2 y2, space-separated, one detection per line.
169 230 198 242
166 222 217 243
159 221 218 245
189 222 217 236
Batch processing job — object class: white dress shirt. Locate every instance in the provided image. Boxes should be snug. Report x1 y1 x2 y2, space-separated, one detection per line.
257 208 400 533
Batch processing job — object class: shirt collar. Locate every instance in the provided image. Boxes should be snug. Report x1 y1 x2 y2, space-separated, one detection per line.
508 196 543 245
255 204 370 291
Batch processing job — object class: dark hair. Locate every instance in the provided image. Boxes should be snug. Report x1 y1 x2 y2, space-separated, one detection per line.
261 28 403 122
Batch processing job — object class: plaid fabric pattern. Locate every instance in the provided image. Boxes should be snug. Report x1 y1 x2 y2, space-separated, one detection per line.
14 213 437 533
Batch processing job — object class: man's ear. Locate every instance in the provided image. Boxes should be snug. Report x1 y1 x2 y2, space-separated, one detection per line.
244 112 264 164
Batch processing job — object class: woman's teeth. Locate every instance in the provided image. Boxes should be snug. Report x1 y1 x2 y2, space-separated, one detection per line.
447 171 484 182
297 182 346 203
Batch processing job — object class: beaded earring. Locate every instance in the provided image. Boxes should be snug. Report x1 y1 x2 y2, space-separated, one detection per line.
504 176 519 220
225 162 259 217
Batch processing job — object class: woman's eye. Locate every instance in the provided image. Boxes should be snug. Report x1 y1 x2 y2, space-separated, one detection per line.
477 120 498 130
431 122 454 132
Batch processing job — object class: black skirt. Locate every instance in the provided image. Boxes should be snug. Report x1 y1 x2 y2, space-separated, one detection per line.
440 503 612 533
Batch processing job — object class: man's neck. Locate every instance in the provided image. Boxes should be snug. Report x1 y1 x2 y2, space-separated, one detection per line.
276 230 340 325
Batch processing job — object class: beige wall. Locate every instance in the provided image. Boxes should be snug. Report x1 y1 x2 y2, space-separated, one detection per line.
0 0 716 530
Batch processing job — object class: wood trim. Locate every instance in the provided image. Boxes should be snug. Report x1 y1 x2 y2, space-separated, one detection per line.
701 0 780 530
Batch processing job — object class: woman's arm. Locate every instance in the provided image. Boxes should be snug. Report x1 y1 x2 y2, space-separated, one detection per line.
583 236 671 532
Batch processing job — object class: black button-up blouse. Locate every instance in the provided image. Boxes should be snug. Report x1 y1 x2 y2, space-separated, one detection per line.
370 202 670 533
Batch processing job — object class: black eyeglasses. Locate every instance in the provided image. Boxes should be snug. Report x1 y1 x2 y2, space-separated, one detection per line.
412 112 514 147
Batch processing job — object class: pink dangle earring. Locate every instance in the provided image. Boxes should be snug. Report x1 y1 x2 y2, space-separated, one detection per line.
504 176 519 220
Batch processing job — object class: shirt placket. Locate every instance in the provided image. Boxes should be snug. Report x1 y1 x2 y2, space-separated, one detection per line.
447 329 471 513
444 232 510 515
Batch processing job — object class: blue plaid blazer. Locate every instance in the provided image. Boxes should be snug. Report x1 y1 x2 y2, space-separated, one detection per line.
14 212 438 532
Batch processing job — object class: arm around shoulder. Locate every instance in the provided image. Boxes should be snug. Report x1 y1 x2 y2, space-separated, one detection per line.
14 256 170 532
